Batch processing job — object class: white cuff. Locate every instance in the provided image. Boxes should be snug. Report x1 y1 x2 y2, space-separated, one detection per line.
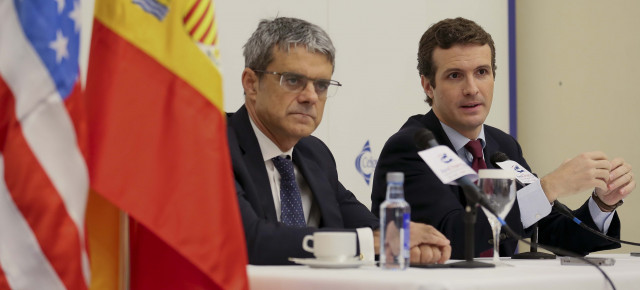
517 180 552 228
588 197 615 233
356 227 374 262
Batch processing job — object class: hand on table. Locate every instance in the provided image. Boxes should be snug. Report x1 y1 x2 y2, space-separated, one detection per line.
375 222 451 265
408 222 450 264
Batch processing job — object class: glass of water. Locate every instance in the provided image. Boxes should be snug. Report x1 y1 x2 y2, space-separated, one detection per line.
478 169 516 266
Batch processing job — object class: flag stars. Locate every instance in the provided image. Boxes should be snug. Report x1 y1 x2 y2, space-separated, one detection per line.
49 30 69 63
68 1 81 32
54 0 65 13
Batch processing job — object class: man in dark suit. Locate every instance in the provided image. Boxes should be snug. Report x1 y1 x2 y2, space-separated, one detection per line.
228 17 451 265
371 17 635 259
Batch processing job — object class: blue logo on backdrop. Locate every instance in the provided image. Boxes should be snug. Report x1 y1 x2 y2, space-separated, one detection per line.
355 140 377 185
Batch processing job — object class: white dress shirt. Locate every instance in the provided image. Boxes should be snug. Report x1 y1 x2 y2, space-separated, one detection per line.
249 118 321 227
249 117 375 260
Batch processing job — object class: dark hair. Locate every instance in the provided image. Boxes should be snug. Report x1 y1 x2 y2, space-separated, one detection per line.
243 17 335 72
417 17 496 105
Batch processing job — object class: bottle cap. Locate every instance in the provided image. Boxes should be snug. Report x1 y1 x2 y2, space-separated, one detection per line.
386 172 404 183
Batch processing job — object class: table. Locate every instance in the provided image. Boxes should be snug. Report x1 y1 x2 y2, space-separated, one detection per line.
248 254 640 290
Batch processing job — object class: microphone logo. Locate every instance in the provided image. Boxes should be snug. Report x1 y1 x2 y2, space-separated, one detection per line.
514 165 525 173
440 153 453 164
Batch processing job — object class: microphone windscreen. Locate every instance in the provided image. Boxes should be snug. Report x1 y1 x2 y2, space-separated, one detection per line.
414 129 435 150
490 151 509 168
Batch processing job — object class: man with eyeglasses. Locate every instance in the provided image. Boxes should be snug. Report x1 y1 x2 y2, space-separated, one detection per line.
227 17 451 265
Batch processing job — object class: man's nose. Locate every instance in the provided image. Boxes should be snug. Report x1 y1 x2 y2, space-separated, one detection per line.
298 80 320 103
462 77 480 96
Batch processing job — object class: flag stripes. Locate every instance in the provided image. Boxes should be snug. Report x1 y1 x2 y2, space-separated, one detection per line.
0 154 66 290
0 263 9 289
184 0 218 45
0 0 89 289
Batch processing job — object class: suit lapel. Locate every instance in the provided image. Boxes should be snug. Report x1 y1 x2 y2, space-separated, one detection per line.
483 130 500 169
423 110 456 150
292 146 343 227
422 110 467 204
229 106 278 222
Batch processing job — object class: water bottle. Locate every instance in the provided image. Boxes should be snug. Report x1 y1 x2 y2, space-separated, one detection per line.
379 172 410 270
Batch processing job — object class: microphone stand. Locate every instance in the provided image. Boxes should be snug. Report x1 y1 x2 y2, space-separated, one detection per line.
449 184 495 268
511 222 555 259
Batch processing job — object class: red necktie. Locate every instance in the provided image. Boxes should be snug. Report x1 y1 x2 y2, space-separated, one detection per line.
464 139 487 172
464 140 492 257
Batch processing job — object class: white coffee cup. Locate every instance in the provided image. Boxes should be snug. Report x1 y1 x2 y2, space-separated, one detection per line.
302 232 356 262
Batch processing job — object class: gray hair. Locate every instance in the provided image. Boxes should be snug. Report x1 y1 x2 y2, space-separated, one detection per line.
243 17 335 72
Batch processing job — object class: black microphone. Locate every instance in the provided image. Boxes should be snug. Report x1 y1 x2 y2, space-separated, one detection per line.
489 151 576 220
415 128 502 268
489 151 556 259
413 129 498 216
490 151 529 187
413 131 622 286
489 152 509 168
490 151 640 248
414 128 440 150
413 137 619 285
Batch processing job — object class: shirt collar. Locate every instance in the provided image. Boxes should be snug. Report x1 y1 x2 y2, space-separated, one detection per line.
440 122 486 152
249 115 294 161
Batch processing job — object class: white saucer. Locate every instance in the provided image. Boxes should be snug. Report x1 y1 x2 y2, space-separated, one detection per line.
289 257 373 269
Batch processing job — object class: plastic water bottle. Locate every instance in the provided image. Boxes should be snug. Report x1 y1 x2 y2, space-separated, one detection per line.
379 172 410 270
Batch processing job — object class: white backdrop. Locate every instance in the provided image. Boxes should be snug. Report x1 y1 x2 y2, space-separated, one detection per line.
80 0 511 209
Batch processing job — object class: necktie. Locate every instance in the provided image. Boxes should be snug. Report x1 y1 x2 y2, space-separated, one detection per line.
272 156 306 227
464 139 487 172
464 140 493 257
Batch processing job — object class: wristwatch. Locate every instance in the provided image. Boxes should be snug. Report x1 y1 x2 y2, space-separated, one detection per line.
592 191 623 212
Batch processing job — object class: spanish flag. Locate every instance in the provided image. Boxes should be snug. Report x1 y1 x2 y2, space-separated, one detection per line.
85 0 248 289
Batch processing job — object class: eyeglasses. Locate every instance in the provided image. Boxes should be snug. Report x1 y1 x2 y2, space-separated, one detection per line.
254 70 342 98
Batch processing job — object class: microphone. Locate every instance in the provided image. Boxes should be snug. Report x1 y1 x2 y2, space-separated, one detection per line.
489 151 556 259
490 151 640 248
412 130 621 287
413 129 498 215
413 128 440 151
489 152 509 168
489 151 576 219
414 128 501 268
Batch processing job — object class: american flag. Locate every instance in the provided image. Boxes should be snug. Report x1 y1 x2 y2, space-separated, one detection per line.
0 0 90 289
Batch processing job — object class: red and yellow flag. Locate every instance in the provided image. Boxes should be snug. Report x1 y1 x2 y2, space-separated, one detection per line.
85 0 248 289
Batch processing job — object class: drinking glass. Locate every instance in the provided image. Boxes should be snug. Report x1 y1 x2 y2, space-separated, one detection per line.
478 169 516 266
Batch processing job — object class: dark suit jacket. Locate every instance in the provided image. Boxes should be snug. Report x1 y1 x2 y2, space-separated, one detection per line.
228 106 379 265
371 110 620 259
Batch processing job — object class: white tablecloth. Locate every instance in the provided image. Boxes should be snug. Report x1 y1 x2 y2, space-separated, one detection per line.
248 254 640 290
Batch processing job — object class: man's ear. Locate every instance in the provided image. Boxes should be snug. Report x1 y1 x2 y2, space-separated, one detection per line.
420 75 434 100
241 68 259 97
